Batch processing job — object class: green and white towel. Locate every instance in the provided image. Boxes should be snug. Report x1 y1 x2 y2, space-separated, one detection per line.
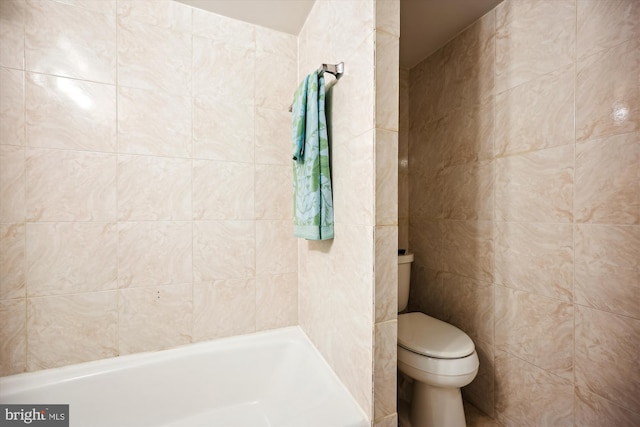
291 71 334 240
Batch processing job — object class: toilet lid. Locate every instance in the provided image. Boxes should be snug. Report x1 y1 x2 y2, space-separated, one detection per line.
398 312 475 359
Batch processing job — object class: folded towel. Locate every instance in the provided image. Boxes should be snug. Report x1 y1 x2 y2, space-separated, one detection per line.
291 71 334 240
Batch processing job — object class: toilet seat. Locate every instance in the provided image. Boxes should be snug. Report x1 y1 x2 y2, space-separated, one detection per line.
398 312 475 359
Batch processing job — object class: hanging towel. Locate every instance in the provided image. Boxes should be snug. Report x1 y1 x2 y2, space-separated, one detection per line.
291 71 334 240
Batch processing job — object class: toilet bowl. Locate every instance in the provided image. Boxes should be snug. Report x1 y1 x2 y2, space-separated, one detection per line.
397 253 479 427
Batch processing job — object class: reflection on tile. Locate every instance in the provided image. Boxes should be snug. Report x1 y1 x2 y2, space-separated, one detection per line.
441 220 494 283
193 279 255 341
26 73 116 152
495 351 573 427
495 286 573 379
0 223 25 300
495 0 575 93
25 0 116 83
194 221 255 281
575 386 640 427
193 160 254 220
118 284 192 355
577 0 640 60
0 145 25 222
254 165 291 220
254 108 291 165
26 222 117 296
575 224 640 318
374 320 397 420
576 39 639 141
118 19 191 95
117 0 190 32
0 298 26 375
193 95 254 162
575 132 639 224
496 144 573 222
255 220 297 275
26 148 116 222
376 129 398 225
117 155 191 221
0 68 24 146
575 305 640 412
0 0 25 70
118 222 192 288
495 65 574 156
27 292 117 370
255 273 297 331
117 86 191 157
442 274 494 345
495 222 573 302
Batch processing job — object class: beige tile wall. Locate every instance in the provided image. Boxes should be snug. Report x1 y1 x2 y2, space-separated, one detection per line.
0 0 299 375
404 0 639 425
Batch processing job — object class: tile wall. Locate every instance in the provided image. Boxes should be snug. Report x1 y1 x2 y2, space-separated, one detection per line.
0 0 299 375
297 0 399 423
403 0 639 425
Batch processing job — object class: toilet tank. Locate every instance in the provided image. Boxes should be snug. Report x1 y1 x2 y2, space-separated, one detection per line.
398 253 414 312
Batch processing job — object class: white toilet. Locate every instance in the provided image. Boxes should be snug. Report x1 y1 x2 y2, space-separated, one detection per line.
397 253 479 427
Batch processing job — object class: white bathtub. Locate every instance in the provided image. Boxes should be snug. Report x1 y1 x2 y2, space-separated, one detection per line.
0 327 369 427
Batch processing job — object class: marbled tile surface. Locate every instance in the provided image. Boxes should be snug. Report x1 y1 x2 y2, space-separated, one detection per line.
0 223 25 300
0 145 25 222
0 298 26 375
0 67 25 146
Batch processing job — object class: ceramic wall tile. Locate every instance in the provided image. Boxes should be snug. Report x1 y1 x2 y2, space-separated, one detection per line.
256 27 296 60
118 221 192 288
575 132 639 224
495 0 575 93
26 148 116 222
192 8 255 49
117 155 191 221
373 413 397 427
118 284 192 355
576 39 639 142
0 223 25 300
193 279 256 341
495 221 573 302
443 11 495 111
255 220 297 275
575 224 639 319
117 18 191 96
495 144 573 222
375 0 400 37
494 351 573 427
117 86 191 157
255 52 297 112
375 129 398 225
192 95 254 162
0 145 25 222
375 31 399 131
27 292 117 370
375 225 397 323
374 320 397 419
408 219 441 272
495 64 574 157
461 338 494 418
575 386 640 427
577 0 640 60
575 305 640 412
408 120 444 220
0 68 25 146
26 222 117 296
193 159 254 220
254 108 291 166
193 221 255 282
442 274 494 346
441 160 494 221
409 48 446 123
0 0 25 70
255 273 297 331
25 0 116 83
117 0 190 32
254 164 292 220
0 298 26 375
193 37 255 102
441 220 494 283
495 286 574 379
25 73 116 152
408 265 444 319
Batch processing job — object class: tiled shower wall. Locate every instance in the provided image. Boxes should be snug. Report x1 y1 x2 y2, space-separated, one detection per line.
0 0 299 375
404 0 639 425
